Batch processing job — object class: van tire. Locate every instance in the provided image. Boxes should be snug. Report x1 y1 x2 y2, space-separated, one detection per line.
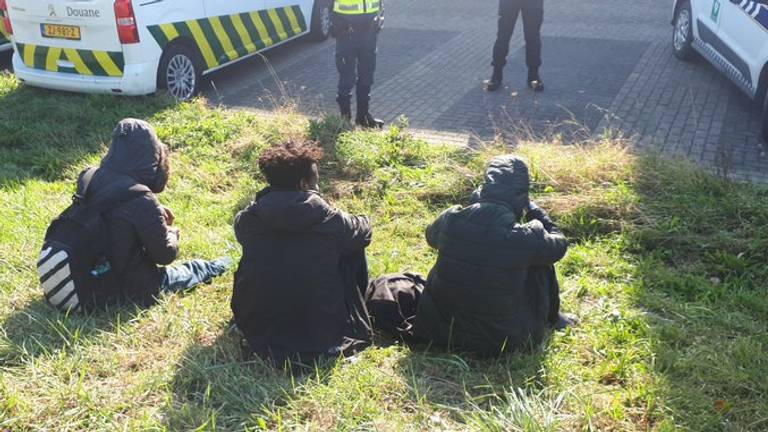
158 43 203 101
310 0 332 42
673 0 695 61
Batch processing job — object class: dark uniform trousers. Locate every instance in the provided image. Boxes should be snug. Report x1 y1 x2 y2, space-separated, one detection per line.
335 29 378 111
492 0 544 77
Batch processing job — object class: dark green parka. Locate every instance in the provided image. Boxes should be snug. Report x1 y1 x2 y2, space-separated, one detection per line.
414 156 568 355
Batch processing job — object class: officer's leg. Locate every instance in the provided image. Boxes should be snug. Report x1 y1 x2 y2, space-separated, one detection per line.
522 0 544 91
335 32 357 121
486 1 522 91
355 31 384 128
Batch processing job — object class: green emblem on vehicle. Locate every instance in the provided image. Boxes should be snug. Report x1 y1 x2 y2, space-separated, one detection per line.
711 0 721 23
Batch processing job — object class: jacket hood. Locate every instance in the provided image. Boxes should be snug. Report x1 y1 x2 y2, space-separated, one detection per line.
471 155 530 215
100 119 168 192
249 189 331 232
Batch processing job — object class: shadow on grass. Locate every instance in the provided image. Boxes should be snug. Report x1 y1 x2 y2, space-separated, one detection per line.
524 138 768 429
398 340 550 421
0 82 175 187
619 156 768 430
162 327 340 430
0 298 143 365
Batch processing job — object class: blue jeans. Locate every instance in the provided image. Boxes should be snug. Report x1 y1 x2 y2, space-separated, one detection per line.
160 258 231 293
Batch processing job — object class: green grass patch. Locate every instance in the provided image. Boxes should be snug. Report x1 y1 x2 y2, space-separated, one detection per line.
1 72 767 431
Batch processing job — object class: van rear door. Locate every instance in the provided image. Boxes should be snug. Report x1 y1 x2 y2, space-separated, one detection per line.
9 0 126 77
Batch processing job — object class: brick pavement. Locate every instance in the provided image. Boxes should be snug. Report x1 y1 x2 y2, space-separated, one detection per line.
208 0 767 181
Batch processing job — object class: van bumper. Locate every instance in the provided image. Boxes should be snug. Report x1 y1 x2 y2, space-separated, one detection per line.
13 54 158 96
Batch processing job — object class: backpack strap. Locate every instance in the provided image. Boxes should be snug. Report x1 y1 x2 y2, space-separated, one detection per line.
73 167 98 205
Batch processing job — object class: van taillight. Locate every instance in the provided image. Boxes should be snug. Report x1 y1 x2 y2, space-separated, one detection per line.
114 0 139 44
0 0 12 35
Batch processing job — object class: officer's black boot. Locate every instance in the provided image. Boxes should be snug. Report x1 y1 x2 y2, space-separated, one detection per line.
356 113 385 129
484 67 503 92
527 68 544 92
355 93 384 129
337 95 352 122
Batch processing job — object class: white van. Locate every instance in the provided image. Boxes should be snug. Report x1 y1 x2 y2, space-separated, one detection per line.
4 0 332 99
672 0 768 141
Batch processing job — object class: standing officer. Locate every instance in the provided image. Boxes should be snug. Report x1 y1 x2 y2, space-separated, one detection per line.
484 0 545 93
332 0 385 128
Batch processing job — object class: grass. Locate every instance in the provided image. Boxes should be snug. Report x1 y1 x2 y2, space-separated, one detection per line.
1 71 767 431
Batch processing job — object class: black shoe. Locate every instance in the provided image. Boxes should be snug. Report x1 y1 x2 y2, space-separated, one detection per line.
528 78 544 92
485 67 504 92
484 79 503 92
356 113 384 129
551 313 579 331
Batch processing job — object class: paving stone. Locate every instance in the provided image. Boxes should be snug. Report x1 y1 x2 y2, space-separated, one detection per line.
205 0 767 182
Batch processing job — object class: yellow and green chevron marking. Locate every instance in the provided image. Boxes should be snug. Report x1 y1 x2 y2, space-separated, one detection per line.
16 43 125 77
148 5 307 70
0 19 10 46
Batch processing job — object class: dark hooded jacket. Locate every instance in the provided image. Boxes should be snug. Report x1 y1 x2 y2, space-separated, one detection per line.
77 119 178 304
232 188 372 364
414 156 568 355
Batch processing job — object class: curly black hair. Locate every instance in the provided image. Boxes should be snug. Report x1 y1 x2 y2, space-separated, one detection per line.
258 141 324 189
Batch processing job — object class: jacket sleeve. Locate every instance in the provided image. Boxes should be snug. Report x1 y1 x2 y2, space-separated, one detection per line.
333 210 373 254
525 220 568 266
426 206 459 249
526 201 561 234
233 208 250 245
134 194 179 266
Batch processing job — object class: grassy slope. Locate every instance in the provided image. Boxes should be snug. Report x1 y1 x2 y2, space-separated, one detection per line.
0 72 766 431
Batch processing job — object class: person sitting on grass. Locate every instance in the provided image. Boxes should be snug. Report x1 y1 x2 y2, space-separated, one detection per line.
414 155 577 356
231 140 373 368
43 118 232 309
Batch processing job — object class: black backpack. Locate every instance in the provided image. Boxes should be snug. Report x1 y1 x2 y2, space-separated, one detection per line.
364 272 426 340
37 168 149 312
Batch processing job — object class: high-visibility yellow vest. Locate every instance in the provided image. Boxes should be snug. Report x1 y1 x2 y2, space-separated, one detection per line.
334 0 381 15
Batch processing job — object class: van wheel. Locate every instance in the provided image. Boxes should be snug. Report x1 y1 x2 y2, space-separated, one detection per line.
673 0 695 61
158 43 202 101
310 0 332 42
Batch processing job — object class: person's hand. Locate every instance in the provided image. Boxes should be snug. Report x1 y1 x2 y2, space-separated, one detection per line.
162 205 175 226
526 201 559 234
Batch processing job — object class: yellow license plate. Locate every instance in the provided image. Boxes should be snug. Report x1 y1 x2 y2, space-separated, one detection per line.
41 24 81 40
